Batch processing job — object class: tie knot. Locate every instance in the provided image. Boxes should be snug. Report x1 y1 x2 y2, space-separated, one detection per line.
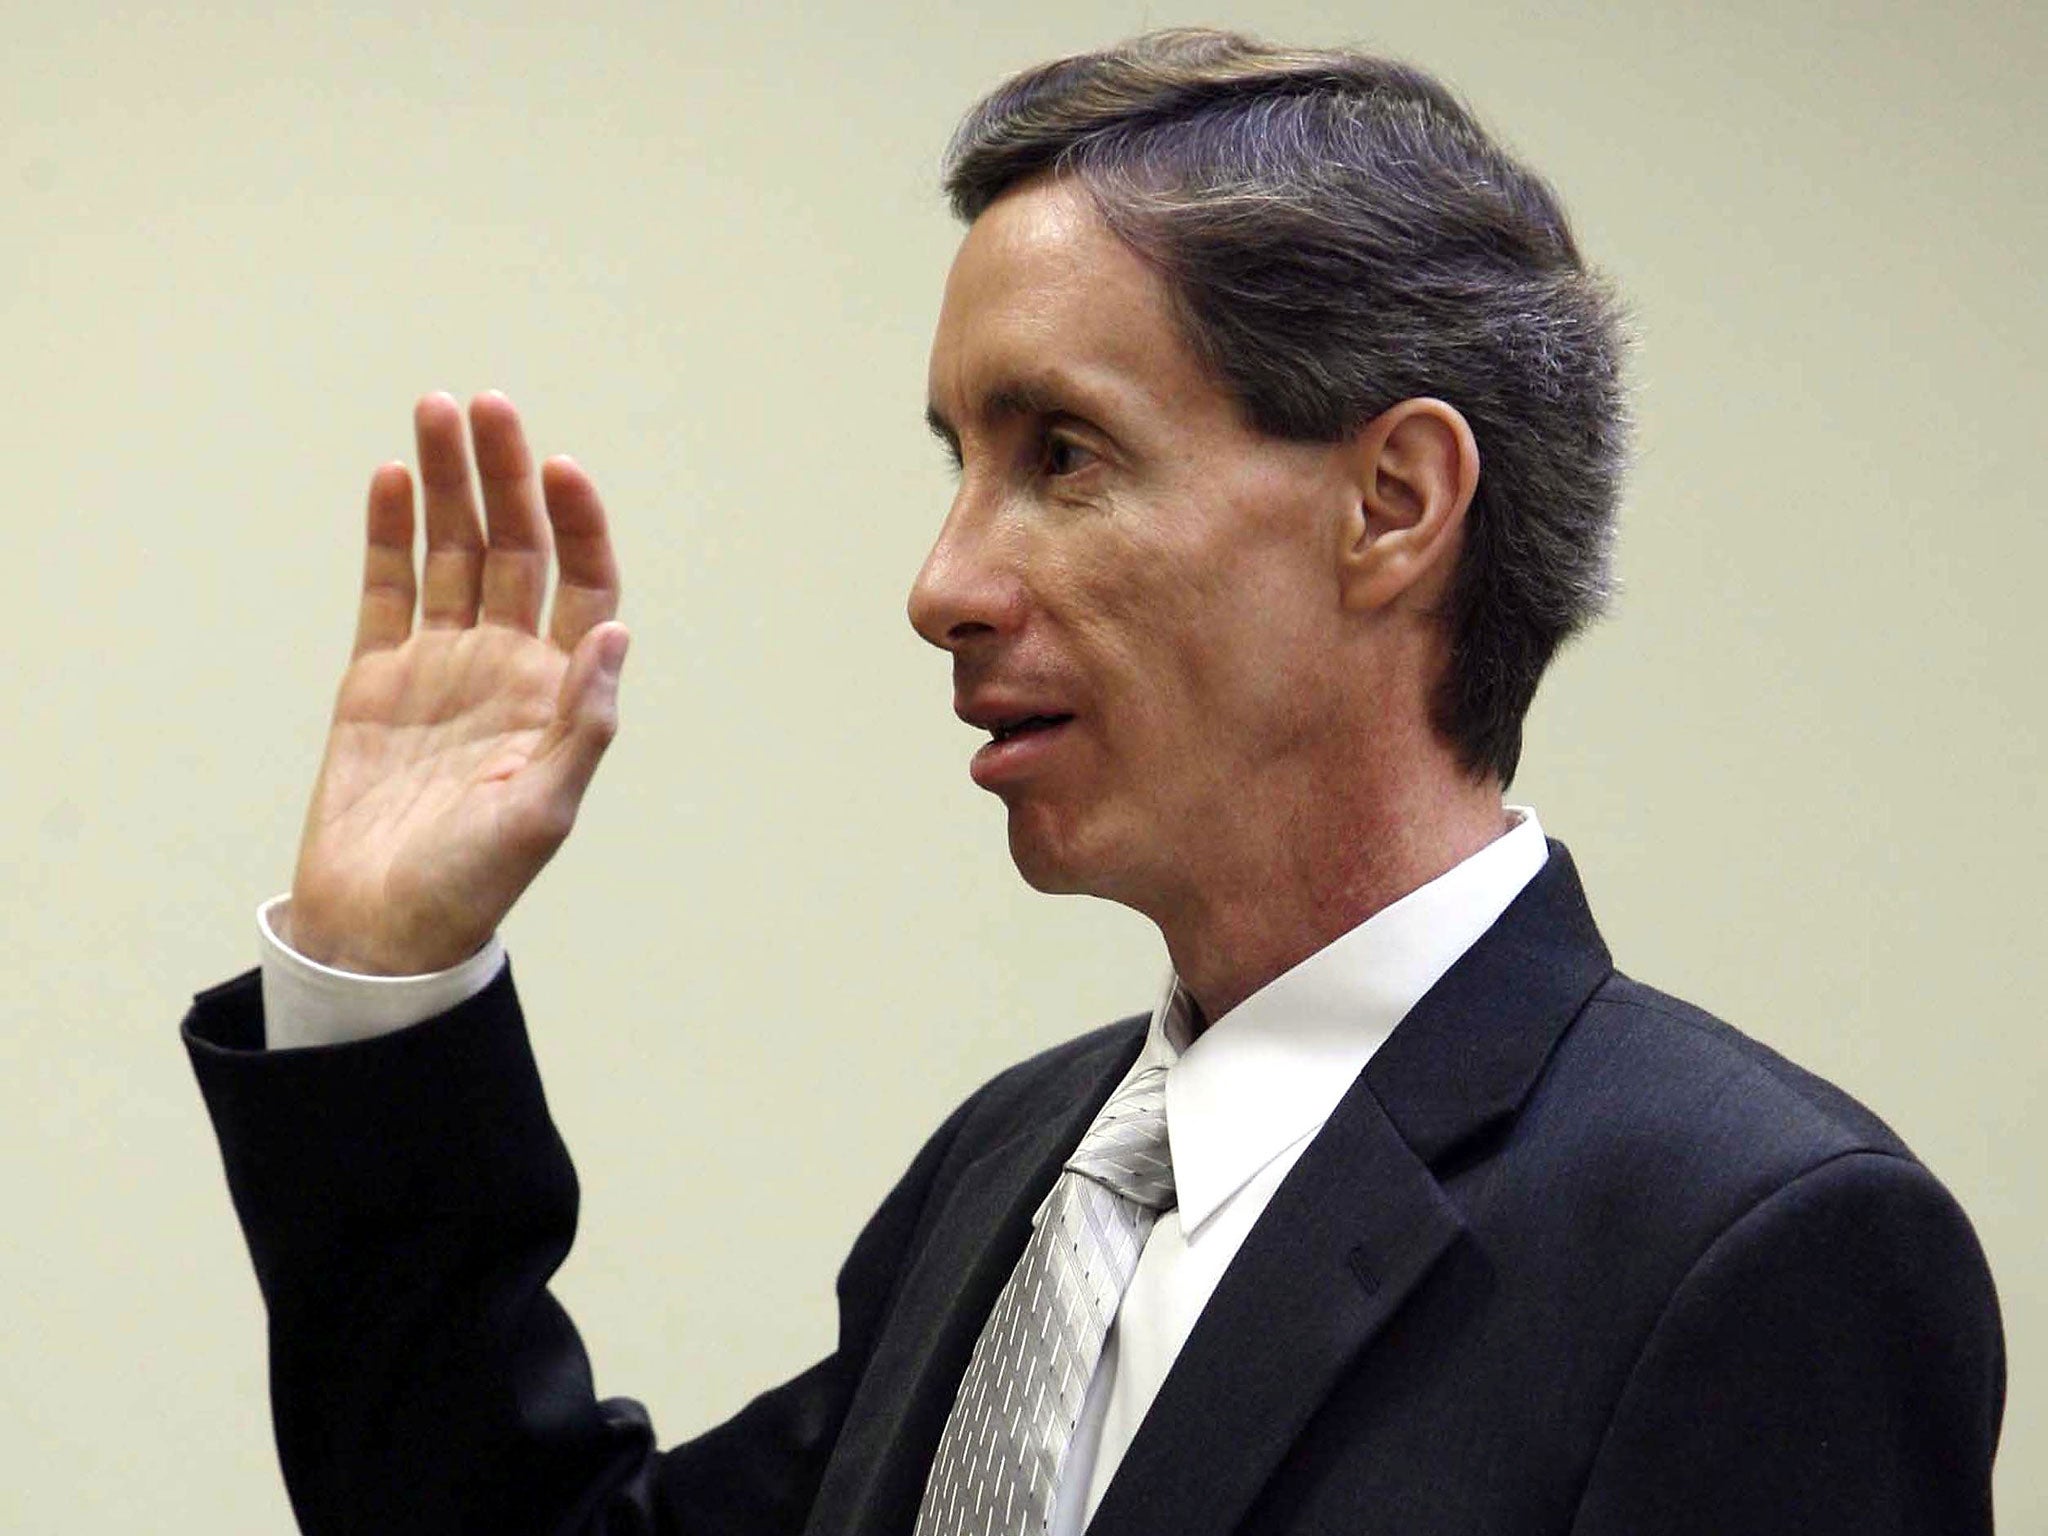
1066 1062 1175 1211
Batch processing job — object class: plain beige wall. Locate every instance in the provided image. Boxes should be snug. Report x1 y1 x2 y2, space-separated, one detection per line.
3 0 2041 1528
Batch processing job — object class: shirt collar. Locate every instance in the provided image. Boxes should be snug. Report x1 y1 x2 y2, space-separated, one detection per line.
1146 809 1550 1234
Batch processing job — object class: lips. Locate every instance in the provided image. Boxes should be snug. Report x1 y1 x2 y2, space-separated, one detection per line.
963 703 1078 790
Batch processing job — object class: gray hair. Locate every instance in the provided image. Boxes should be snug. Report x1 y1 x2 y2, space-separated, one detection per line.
943 29 1629 785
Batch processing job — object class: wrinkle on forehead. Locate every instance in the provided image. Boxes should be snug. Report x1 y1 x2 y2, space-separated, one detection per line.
926 178 1237 447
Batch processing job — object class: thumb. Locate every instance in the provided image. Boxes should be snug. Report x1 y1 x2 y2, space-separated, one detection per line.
537 621 630 814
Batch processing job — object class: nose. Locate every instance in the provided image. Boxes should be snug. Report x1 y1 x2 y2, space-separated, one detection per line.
907 490 1024 652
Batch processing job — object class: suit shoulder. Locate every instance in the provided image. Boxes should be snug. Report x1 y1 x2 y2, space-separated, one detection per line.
1498 972 1940 1260
1471 974 1998 1374
1569 972 1915 1164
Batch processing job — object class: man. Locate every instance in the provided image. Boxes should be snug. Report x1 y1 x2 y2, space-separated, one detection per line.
185 30 2004 1535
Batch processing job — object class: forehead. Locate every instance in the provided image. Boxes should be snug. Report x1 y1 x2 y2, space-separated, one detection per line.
926 178 1216 432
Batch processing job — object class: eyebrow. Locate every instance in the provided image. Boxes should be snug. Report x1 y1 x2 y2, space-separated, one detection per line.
925 379 1082 463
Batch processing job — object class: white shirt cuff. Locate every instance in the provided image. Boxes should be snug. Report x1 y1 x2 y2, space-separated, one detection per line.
256 895 507 1051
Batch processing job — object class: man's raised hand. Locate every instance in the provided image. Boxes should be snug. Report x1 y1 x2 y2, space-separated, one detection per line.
287 392 629 975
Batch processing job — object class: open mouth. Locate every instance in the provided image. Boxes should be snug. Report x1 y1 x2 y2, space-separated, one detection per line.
990 713 1074 743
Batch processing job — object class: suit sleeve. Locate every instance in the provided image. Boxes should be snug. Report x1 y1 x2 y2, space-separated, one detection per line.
1570 1149 2005 1536
184 965 970 1536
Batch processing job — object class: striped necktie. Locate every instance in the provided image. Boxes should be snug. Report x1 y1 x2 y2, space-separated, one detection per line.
914 1061 1176 1536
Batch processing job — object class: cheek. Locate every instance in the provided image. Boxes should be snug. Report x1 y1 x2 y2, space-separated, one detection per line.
1146 560 1337 758
1073 596 1256 784
1060 549 1208 703
1028 485 1333 750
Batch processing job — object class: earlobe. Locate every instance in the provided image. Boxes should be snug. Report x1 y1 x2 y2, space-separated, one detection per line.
1338 398 1480 613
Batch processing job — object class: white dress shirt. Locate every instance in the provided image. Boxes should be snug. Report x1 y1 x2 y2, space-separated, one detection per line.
255 810 1549 1536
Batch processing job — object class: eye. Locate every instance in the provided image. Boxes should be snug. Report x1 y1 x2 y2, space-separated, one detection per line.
1041 430 1096 478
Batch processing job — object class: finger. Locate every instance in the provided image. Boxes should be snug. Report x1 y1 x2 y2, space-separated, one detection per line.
415 392 486 627
469 391 552 633
541 455 623 653
352 462 417 658
528 622 630 839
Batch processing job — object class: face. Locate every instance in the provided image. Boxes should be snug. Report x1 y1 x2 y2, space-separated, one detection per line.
910 178 1365 921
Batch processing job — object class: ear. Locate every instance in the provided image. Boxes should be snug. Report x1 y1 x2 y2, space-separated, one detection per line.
1336 398 1480 614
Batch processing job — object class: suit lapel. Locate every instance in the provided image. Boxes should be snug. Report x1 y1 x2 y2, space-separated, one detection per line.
1088 843 1613 1536
1362 842 1612 1167
1087 1079 1462 1536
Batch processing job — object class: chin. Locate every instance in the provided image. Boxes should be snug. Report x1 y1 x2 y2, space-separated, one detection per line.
1004 818 1091 895
1002 802 1145 904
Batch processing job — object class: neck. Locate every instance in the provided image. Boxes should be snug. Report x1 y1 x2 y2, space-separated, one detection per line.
1158 763 1508 1026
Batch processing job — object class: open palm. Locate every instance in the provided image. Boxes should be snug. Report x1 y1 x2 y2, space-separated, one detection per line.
288 392 628 975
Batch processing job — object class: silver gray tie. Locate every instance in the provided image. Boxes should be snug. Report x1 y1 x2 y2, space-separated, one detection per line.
914 1062 1176 1536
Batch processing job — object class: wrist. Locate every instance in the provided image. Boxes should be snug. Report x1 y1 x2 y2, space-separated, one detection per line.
282 893 481 977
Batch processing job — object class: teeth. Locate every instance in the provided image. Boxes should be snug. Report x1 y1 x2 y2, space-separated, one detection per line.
993 714 1064 742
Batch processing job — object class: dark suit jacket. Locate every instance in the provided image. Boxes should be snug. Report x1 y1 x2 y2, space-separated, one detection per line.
185 846 2004 1535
